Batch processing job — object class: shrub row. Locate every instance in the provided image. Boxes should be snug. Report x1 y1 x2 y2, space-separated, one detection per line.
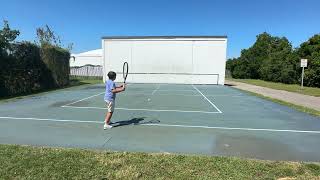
0 22 70 98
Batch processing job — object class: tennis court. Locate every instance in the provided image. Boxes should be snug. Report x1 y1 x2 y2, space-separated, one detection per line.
0 83 320 161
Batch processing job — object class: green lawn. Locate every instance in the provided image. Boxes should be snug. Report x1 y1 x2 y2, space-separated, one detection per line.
228 79 320 97
69 76 103 86
0 144 319 179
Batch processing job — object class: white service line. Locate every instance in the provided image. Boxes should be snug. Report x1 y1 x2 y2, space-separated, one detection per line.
122 93 244 98
62 105 221 114
151 84 161 95
156 90 195 92
156 94 243 97
192 85 222 113
1 116 320 134
125 93 193 96
61 92 105 107
141 123 320 134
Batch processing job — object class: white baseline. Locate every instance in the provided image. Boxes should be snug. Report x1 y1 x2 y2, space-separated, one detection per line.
1 116 320 134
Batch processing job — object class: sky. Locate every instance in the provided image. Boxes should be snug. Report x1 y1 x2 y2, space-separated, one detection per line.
1 0 319 58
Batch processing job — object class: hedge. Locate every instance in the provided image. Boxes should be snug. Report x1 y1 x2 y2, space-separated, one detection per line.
0 42 70 98
41 43 70 87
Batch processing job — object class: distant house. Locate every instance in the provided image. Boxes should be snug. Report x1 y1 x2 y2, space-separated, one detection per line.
70 49 103 77
70 49 102 67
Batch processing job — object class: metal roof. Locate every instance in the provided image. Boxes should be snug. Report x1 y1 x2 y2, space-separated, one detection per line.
70 49 102 57
102 36 227 39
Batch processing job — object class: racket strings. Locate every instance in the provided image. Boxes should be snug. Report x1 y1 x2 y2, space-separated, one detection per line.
123 62 129 82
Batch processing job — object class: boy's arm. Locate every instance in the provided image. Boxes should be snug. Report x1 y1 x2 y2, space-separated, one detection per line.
112 88 123 93
112 84 125 93
117 83 126 88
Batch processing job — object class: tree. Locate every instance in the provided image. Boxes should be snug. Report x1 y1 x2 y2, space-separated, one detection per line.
0 21 20 96
227 32 299 84
36 25 61 47
0 20 20 56
259 37 298 84
228 32 277 79
296 34 320 87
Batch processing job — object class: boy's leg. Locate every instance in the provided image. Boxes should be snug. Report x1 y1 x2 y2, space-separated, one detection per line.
104 101 115 129
105 112 113 125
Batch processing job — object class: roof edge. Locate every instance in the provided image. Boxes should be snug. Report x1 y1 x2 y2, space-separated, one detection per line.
102 36 228 39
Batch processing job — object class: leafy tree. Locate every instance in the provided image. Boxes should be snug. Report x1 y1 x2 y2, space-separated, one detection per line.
296 34 320 87
227 32 300 84
1 21 70 97
259 37 298 84
0 20 20 54
36 25 61 47
0 21 20 96
227 32 276 79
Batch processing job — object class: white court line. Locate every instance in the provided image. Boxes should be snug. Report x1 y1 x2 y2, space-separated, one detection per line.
124 93 195 97
142 123 320 134
1 116 320 134
0 116 103 124
192 85 222 113
151 84 161 95
62 105 221 114
61 92 104 107
123 93 244 97
156 90 195 92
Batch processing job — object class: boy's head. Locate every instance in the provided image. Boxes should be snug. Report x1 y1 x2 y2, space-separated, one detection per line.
107 71 116 80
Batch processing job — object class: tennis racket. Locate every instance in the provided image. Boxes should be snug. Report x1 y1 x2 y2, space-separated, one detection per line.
123 61 129 83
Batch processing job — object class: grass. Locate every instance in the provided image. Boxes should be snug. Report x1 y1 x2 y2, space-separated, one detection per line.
0 76 103 102
0 144 319 179
239 90 320 117
69 76 103 86
228 78 320 97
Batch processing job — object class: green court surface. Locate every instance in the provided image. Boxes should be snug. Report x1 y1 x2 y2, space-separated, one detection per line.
0 83 320 161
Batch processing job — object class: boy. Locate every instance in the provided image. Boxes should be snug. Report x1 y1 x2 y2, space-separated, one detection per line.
104 71 125 129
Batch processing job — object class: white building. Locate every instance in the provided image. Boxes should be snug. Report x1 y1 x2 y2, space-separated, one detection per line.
70 49 103 77
102 36 227 85
70 49 102 67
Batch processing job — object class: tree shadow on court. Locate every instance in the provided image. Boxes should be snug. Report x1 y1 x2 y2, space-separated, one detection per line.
110 117 160 128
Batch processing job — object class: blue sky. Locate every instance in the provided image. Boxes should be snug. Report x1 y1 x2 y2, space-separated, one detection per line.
1 0 319 58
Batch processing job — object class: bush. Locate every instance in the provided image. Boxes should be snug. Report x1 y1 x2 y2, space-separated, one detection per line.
41 44 70 87
0 21 71 98
0 42 56 97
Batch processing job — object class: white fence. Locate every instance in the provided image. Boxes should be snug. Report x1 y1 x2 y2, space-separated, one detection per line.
70 65 103 77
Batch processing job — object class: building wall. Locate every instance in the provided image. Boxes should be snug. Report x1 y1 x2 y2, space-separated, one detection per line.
102 37 227 84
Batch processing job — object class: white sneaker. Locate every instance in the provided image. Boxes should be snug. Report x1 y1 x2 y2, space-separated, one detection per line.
103 124 113 130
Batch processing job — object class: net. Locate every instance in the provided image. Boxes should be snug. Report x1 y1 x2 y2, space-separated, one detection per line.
115 72 219 85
